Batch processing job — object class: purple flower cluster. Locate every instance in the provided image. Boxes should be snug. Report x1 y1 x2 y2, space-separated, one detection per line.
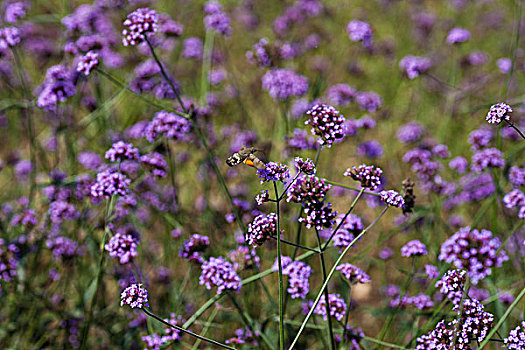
226 327 259 346
346 20 372 48
336 325 364 349
390 293 434 310
204 1 231 36
312 293 347 321
446 27 471 44
336 263 371 284
280 258 312 299
246 38 272 67
105 141 140 162
257 162 290 183
246 213 277 247
76 51 99 76
179 234 210 263
182 37 203 59
504 321 525 350
471 147 504 172
227 245 260 271
48 200 79 224
105 232 139 264
140 153 168 177
509 166 525 187
503 189 525 218
261 69 308 101
142 314 182 349
486 102 512 124
439 226 508 284
90 169 131 198
5 2 28 23
379 190 405 208
326 83 356 107
399 55 431 79
294 157 316 175
122 8 159 47
401 240 427 257
344 164 383 190
305 104 346 147
37 65 76 112
0 239 18 282
46 236 79 259
468 128 492 150
199 257 242 294
330 214 363 252
435 269 467 305
0 26 20 50
397 122 424 143
144 111 192 143
255 190 270 205
121 283 149 309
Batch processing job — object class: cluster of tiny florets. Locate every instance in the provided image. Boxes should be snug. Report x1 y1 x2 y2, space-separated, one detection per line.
336 263 371 284
401 240 427 257
294 157 316 175
311 293 347 321
90 169 131 198
122 8 159 46
305 104 346 147
246 213 277 247
471 147 505 172
120 283 149 309
486 102 512 124
199 256 242 294
179 234 210 263
105 141 140 162
140 152 168 177
379 190 405 208
144 111 192 143
257 162 290 183
344 164 383 190
435 269 467 305
76 51 99 76
105 232 139 264
504 321 525 349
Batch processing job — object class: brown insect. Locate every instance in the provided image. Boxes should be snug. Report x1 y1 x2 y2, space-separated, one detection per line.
226 146 266 170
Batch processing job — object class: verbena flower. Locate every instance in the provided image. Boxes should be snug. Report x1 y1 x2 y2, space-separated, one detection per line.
486 102 512 124
346 20 372 48
509 166 525 187
76 51 99 76
435 269 467 305
329 213 363 252
446 27 470 44
48 200 79 223
261 68 308 101
424 264 439 279
287 174 330 206
401 240 427 257
5 2 28 23
397 122 424 143
336 325 364 349
344 164 383 190
257 162 290 183
380 190 405 208
497 58 511 74
37 65 76 112
312 293 347 321
390 293 434 310
46 236 79 259
0 26 20 49
284 260 312 299
439 227 508 284
246 37 272 67
144 111 192 143
255 190 269 205
468 128 492 150
182 37 203 59
122 8 158 46
471 147 504 172
305 104 346 147
203 1 231 36
355 91 382 112
246 213 277 247
199 256 242 294
399 55 431 79
326 83 356 106
0 239 19 282
179 234 210 263
337 263 371 284
294 157 316 175
301 202 337 230
504 321 525 349
357 140 383 158
449 156 468 173
105 141 140 162
140 152 168 177
90 169 131 198
120 283 149 308
227 245 260 271
105 232 139 264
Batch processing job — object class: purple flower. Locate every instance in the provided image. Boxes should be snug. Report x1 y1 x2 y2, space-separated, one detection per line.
503 189 525 218
301 202 337 230
346 20 372 48
287 128 318 150
284 260 312 299
227 245 260 271
344 164 383 190
144 111 192 143
401 240 427 257
380 190 405 208
14 159 32 179
465 50 488 66
391 294 434 310
179 234 210 263
305 104 346 147
439 227 508 284
48 200 79 224
509 166 525 187
0 27 20 49
355 91 382 112
77 152 102 170
471 147 504 172
122 8 158 46
46 236 79 259
337 263 370 284
0 239 19 282
326 84 356 106
486 102 512 124
182 37 203 59
105 232 139 264
246 38 272 67
208 68 226 85
397 122 424 143
199 256 242 294
357 140 383 158
504 321 525 349
76 51 99 76
37 65 76 112
121 283 149 308
91 169 131 198
425 264 439 279
257 162 290 183
255 190 270 206
246 213 277 247
446 27 471 44
204 1 231 36
497 58 512 74
399 55 431 79
105 141 140 162
140 152 168 177
331 214 363 252
313 293 347 321
435 269 466 305
5 2 28 23
468 128 492 150
379 247 393 259
287 174 331 206
261 69 308 101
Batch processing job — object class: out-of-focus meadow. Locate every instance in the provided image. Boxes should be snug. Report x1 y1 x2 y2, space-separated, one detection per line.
0 0 524 349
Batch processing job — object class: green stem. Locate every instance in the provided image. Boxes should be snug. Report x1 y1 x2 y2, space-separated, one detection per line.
342 283 353 343
191 306 219 350
315 229 336 350
502 0 522 100
274 182 285 350
288 207 389 349
324 180 380 197
200 30 215 105
142 308 236 350
504 119 525 140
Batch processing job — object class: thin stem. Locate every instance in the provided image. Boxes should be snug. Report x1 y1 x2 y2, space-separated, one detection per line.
504 119 525 140
324 180 380 197
274 182 285 350
479 285 525 348
164 140 180 209
322 188 365 250
315 229 336 350
278 171 302 201
342 283 352 342
142 308 236 350
200 30 215 105
269 235 320 253
288 207 389 349
190 306 219 350
502 0 522 100
182 293 224 329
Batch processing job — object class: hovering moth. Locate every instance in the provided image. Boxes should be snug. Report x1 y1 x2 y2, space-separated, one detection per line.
226 146 266 170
